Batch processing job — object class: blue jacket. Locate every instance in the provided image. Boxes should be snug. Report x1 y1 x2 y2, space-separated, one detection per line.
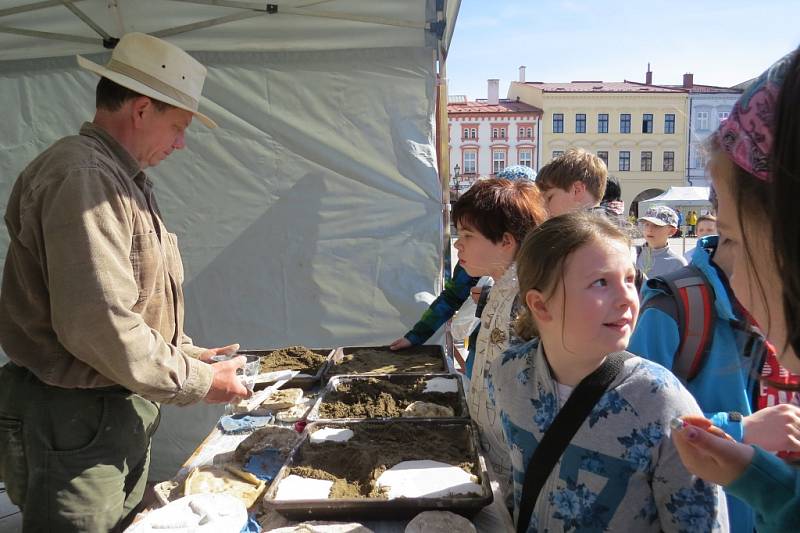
628 236 761 533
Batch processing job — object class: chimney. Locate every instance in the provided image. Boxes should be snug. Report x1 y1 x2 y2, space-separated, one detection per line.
645 63 652 85
487 79 499 105
519 65 526 83
683 73 694 89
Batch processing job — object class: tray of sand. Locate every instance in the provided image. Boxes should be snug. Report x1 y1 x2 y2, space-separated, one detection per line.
262 419 493 520
238 346 334 390
322 345 447 384
306 374 468 422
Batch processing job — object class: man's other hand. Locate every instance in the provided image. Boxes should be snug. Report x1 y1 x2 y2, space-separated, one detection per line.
204 355 252 403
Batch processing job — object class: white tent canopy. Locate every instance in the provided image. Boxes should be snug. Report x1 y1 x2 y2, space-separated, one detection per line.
638 186 712 213
0 0 460 477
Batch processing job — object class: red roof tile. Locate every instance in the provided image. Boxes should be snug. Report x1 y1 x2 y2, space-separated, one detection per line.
447 99 542 115
523 80 686 93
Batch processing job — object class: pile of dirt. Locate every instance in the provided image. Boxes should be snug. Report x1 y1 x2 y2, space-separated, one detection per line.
286 422 477 499
318 378 461 419
330 347 444 376
259 346 328 374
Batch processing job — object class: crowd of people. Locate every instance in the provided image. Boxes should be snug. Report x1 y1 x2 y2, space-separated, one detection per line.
0 27 799 533
395 47 800 532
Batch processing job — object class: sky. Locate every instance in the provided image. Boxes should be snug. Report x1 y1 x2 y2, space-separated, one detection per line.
446 0 799 100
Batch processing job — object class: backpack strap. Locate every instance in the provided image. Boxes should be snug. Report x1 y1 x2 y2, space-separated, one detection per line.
640 265 716 382
516 351 632 533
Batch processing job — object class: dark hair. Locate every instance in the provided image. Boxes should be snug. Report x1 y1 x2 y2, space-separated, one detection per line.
536 148 608 201
96 77 172 113
771 47 800 360
602 175 622 203
515 211 630 340
453 178 547 246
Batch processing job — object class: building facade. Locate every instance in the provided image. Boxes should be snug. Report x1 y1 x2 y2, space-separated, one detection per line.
675 75 741 187
448 79 542 188
508 75 689 215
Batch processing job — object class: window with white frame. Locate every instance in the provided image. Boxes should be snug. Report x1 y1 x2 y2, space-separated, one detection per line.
641 151 653 171
718 111 729 124
663 151 675 172
696 111 709 130
665 114 675 134
619 151 630 171
492 150 506 174
553 113 564 133
597 151 609 168
518 149 532 168
462 125 478 140
463 150 477 174
552 150 564 160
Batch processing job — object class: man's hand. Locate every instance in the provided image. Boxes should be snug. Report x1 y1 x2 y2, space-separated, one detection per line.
672 415 754 486
203 356 252 403
743 403 800 451
199 343 240 363
389 337 412 351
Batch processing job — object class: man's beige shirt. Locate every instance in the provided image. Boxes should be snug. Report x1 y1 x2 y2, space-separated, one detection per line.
0 122 213 405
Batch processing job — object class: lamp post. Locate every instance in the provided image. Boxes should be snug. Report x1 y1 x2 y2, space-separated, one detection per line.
452 164 461 201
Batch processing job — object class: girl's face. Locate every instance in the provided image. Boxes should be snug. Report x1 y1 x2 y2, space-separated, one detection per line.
530 238 639 376
711 152 798 371
454 222 516 278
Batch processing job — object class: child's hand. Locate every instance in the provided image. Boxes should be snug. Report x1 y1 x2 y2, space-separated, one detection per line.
742 404 800 452
671 415 754 486
389 337 412 351
674 415 735 441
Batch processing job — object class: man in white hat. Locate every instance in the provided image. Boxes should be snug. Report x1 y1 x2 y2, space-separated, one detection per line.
0 33 249 531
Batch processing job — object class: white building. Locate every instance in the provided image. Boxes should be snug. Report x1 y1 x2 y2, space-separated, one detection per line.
448 75 542 188
669 74 741 187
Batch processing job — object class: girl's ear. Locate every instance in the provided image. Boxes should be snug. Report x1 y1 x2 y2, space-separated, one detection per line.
525 288 552 323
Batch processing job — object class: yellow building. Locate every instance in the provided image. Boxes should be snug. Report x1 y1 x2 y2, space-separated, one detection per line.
508 78 689 215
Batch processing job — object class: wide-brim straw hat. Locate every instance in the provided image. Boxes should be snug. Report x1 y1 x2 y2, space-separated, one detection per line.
77 32 216 128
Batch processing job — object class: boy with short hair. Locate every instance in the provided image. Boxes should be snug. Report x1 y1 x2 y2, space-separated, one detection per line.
535 147 607 217
685 213 718 261
637 205 687 277
453 178 547 504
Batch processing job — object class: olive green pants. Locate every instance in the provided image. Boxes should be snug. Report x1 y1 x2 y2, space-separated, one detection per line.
0 363 160 532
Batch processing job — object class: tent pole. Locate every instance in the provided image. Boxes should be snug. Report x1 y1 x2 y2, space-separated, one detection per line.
0 25 95 44
61 1 113 40
0 0 87 19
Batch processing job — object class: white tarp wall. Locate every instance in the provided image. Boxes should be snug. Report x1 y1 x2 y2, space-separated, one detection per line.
0 0 454 477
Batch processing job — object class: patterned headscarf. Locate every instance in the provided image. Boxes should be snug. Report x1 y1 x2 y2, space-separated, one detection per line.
715 50 796 181
495 165 536 182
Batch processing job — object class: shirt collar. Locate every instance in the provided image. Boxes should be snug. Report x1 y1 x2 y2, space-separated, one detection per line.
79 121 142 181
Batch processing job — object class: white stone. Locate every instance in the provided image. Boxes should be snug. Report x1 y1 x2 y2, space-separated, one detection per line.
375 460 482 499
309 427 354 444
405 511 476 533
274 475 334 501
423 377 458 394
125 493 247 532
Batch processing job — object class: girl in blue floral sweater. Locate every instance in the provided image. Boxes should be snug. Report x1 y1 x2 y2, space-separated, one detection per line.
488 212 728 532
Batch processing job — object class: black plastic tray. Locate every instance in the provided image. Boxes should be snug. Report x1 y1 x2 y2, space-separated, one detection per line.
238 348 333 390
306 373 469 422
262 419 493 520
322 344 447 384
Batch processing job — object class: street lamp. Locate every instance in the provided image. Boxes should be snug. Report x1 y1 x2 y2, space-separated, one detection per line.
452 164 461 201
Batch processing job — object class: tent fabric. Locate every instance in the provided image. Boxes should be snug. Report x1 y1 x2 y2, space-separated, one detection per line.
0 0 442 60
0 46 445 478
638 186 712 212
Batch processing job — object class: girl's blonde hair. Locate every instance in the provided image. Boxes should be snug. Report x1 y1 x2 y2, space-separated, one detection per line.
515 211 631 340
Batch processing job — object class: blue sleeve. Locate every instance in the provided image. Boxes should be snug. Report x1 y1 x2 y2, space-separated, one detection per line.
630 307 745 442
404 263 479 345
725 446 800 532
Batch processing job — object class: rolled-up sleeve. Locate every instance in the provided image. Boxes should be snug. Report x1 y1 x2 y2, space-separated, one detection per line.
42 168 212 405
